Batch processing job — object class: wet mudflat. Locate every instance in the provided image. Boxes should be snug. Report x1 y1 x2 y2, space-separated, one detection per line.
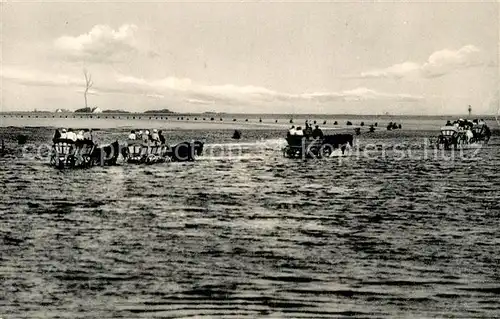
1 127 500 318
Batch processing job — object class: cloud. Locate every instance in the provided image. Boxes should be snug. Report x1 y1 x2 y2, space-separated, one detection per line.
185 98 216 105
54 24 139 63
1 66 83 87
1 66 423 105
300 87 423 102
356 45 487 79
116 75 423 103
359 62 421 79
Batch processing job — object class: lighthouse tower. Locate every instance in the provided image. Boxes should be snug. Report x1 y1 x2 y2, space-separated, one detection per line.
468 105 472 117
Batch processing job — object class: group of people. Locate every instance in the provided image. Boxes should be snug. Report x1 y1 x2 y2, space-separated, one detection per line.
127 129 166 145
443 118 491 144
53 128 93 144
445 118 486 130
288 121 324 139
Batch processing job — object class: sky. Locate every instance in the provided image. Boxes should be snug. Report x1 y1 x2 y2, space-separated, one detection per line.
1 1 498 115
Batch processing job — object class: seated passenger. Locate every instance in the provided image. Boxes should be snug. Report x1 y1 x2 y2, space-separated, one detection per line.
76 130 84 140
303 123 313 138
66 129 77 142
295 126 304 136
53 129 61 143
288 125 296 137
151 129 160 144
312 125 324 139
60 128 68 140
445 120 452 126
83 129 92 142
128 130 137 140
158 130 166 145
142 130 150 144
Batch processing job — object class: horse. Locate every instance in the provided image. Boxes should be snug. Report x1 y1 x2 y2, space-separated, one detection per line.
90 141 122 166
322 134 353 154
473 126 491 144
168 140 204 162
465 130 474 144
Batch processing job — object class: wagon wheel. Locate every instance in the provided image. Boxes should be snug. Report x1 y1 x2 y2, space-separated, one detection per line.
283 146 291 158
436 136 446 150
66 155 76 168
308 146 320 158
74 155 82 168
57 157 65 169
50 155 56 166
295 148 303 159
83 155 92 168
321 144 334 157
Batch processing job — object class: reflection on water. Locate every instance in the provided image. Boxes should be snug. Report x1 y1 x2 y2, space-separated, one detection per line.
1 128 500 318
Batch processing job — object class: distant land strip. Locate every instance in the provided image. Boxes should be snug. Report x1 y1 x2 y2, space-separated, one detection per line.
0 111 496 121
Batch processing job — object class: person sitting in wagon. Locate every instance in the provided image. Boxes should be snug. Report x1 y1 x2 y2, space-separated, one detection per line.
52 129 61 143
151 129 160 145
142 130 150 144
74 130 85 147
312 125 324 139
159 130 166 145
303 122 313 138
66 129 77 142
288 125 296 137
82 129 94 145
59 128 68 140
295 126 304 136
76 130 84 141
128 130 137 140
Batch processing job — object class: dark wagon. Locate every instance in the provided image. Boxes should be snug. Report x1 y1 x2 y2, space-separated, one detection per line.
283 134 353 159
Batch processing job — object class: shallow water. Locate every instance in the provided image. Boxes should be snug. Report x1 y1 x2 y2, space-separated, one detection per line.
1 127 500 318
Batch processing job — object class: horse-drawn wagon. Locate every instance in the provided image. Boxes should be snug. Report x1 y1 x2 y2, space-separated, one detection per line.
125 142 169 164
436 126 460 150
50 140 95 169
471 124 491 144
283 134 353 159
436 124 491 150
123 140 204 164
50 139 123 169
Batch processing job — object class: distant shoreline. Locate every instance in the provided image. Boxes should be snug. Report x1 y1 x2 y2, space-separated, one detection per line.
0 111 497 121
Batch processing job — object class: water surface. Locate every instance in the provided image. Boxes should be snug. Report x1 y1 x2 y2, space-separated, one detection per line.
1 126 500 318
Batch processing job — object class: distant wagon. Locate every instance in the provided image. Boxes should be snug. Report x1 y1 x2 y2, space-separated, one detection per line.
471 124 491 144
283 134 353 159
50 140 122 169
436 126 460 150
436 124 491 150
123 140 204 164
125 141 169 164
50 140 95 169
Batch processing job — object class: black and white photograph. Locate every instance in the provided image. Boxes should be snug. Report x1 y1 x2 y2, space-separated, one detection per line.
1 1 499 318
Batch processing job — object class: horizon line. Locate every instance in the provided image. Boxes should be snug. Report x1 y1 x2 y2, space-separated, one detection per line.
0 111 497 118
